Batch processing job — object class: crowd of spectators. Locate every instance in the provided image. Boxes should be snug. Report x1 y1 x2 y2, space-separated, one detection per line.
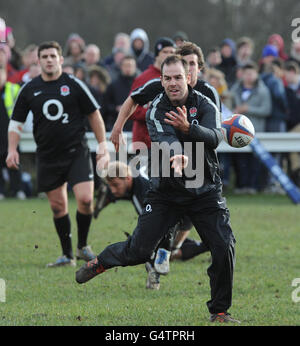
1 23 300 198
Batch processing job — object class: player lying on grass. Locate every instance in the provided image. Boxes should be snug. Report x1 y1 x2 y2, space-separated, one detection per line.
94 163 209 266
93 160 208 289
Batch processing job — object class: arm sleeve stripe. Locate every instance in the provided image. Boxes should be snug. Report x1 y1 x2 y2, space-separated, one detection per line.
204 82 221 112
149 93 164 132
69 74 100 109
8 119 24 135
132 195 143 215
193 90 222 128
130 78 161 97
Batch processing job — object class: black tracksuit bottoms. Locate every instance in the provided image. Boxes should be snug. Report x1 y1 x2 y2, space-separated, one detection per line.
97 190 236 314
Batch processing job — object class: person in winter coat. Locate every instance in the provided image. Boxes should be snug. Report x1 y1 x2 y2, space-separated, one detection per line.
230 61 272 193
129 28 154 72
218 38 238 88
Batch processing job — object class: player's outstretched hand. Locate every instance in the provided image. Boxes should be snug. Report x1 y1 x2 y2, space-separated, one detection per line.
170 154 188 176
6 150 20 170
110 126 125 153
164 106 190 134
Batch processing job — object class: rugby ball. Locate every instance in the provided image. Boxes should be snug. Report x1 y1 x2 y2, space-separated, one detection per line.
221 114 255 148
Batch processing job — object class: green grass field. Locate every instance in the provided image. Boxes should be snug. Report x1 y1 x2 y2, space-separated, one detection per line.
0 193 300 326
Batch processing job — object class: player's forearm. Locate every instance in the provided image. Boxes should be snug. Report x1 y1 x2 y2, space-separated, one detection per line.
114 96 137 130
8 131 21 153
88 110 107 146
188 125 223 149
7 120 23 152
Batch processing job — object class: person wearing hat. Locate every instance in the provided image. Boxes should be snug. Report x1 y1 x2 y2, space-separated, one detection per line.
173 31 189 47
259 44 279 73
218 38 238 88
262 44 279 62
126 37 176 152
129 28 154 72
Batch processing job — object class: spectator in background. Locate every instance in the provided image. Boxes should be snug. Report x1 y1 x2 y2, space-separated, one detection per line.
260 60 288 193
288 41 300 68
236 36 254 67
230 62 271 193
105 47 127 81
267 34 288 61
103 32 130 67
259 44 279 72
218 38 237 88
5 26 22 71
62 63 75 75
129 28 154 72
173 31 189 47
103 55 137 131
63 33 85 66
83 44 105 69
0 65 26 200
73 62 88 82
206 46 222 69
284 61 300 186
15 44 39 84
206 67 233 191
0 43 18 83
272 57 286 82
88 64 111 105
260 60 288 133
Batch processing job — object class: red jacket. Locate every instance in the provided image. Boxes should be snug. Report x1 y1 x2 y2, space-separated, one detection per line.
130 64 160 149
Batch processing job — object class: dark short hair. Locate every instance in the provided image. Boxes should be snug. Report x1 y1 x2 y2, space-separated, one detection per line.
284 61 300 74
161 54 189 76
242 61 258 71
176 41 205 70
120 54 136 64
38 41 62 57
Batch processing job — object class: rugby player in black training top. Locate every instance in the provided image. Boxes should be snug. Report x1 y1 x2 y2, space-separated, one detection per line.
110 41 221 152
6 41 109 268
76 55 240 323
108 42 220 253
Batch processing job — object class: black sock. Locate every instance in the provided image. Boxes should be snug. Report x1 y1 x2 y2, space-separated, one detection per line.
53 214 73 259
76 211 92 249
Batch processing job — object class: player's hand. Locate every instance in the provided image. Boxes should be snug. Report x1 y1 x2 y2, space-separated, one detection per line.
96 143 110 172
164 106 190 134
170 154 188 176
110 125 125 152
6 150 20 170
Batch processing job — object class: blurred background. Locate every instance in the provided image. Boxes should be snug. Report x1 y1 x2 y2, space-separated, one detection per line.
1 0 300 199
1 0 299 59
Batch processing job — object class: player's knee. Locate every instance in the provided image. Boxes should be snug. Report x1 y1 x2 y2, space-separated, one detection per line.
49 200 66 217
79 195 93 207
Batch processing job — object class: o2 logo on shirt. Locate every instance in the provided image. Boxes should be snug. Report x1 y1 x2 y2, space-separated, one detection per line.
42 99 69 123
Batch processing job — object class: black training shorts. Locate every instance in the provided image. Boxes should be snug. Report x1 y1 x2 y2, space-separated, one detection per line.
37 145 94 192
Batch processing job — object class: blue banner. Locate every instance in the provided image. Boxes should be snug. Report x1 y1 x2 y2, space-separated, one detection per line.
250 137 300 204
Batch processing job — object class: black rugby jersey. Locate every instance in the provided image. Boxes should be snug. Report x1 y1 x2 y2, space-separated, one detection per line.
12 72 100 159
146 86 223 200
130 78 221 111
